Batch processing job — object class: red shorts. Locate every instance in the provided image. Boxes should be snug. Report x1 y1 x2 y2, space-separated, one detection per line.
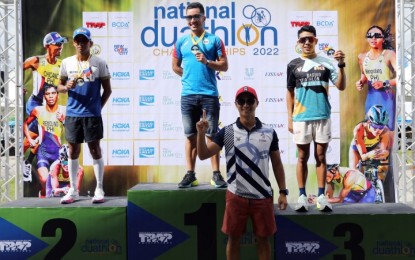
221 190 276 238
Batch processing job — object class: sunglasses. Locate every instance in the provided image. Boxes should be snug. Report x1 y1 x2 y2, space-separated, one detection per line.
369 123 386 131
366 33 384 39
298 36 316 44
236 98 255 106
185 14 203 21
61 160 68 166
52 42 64 47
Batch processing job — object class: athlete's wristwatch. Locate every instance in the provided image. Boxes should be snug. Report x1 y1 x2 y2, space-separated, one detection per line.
279 189 289 196
338 62 346 68
206 60 211 66
383 80 390 89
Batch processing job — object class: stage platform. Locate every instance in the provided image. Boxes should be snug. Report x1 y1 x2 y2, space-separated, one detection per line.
1 183 415 259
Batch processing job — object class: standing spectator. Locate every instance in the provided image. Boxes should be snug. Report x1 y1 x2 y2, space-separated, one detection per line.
172 2 228 188
197 86 288 259
286 25 346 212
58 27 112 204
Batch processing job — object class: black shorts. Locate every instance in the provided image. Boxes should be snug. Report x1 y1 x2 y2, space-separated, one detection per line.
65 116 104 143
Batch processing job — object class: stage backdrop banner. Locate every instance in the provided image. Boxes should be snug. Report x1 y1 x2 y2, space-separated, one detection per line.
22 0 396 203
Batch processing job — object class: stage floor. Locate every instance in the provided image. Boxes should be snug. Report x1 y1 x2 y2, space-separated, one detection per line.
0 196 127 208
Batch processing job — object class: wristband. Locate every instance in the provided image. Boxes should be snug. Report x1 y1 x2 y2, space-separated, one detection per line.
338 62 346 68
279 189 289 196
206 60 210 66
383 80 390 88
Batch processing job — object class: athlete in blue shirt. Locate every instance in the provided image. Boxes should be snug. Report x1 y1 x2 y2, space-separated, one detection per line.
172 2 228 188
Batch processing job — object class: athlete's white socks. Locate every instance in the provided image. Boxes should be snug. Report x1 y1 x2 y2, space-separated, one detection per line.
93 158 104 190
68 158 79 191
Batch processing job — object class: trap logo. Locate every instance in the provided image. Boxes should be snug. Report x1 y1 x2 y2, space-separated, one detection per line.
138 232 173 244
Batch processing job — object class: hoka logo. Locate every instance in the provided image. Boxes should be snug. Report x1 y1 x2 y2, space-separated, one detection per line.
112 97 130 105
112 72 130 79
0 240 32 252
112 149 129 155
285 242 320 254
138 232 173 244
112 122 130 132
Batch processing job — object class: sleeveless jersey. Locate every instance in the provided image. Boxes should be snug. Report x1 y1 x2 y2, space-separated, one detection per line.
37 105 65 144
362 50 395 130
32 56 62 100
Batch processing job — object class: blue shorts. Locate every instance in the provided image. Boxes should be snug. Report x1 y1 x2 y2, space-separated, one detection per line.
181 95 220 137
36 134 60 169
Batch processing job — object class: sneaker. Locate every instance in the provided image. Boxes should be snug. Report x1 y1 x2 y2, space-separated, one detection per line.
210 171 227 188
295 194 308 212
316 194 333 212
23 163 32 182
178 172 198 188
60 188 79 204
92 188 105 204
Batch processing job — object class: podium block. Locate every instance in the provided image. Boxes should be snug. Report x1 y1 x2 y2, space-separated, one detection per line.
0 197 127 260
127 183 261 260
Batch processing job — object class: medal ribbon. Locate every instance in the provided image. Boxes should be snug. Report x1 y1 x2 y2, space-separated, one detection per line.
191 30 206 46
77 55 92 78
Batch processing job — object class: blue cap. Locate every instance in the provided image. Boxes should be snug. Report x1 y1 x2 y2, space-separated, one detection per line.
43 32 68 47
73 27 91 40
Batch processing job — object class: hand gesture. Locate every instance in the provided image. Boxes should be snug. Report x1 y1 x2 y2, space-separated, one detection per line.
196 109 209 133
195 52 207 64
333 50 345 63
356 80 364 91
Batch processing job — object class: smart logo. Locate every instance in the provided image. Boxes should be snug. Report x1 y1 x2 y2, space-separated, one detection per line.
112 122 130 132
112 97 130 106
114 44 128 55
140 2 279 56
139 147 155 158
139 95 155 106
139 121 155 132
139 70 155 80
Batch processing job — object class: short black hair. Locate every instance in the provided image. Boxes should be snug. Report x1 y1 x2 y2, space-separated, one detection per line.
298 25 316 38
43 83 57 93
186 2 205 14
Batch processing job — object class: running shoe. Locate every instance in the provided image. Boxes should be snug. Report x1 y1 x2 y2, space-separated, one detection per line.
316 194 333 212
60 188 79 204
210 171 227 188
92 188 105 204
23 162 32 182
178 172 198 188
295 194 308 212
